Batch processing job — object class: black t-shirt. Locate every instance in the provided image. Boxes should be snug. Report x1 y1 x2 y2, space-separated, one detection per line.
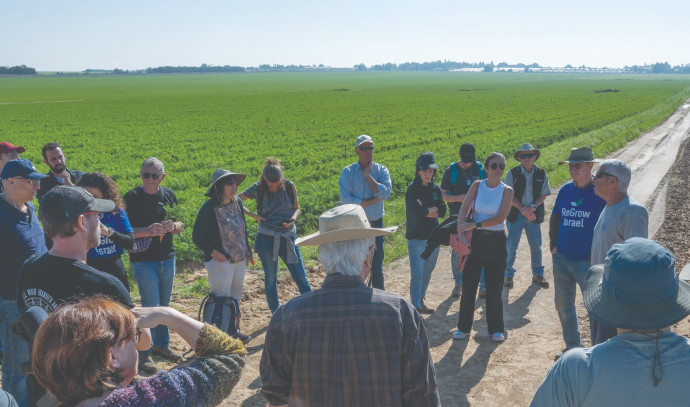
440 162 483 216
17 253 134 314
123 186 178 262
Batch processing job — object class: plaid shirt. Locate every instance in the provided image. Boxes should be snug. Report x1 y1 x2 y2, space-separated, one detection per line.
260 273 440 407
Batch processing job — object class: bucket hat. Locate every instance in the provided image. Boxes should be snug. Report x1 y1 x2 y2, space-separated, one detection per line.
513 144 540 161
205 169 246 197
584 237 690 330
296 204 397 246
416 152 438 170
558 147 602 165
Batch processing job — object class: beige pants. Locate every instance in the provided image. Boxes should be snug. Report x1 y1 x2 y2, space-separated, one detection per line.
205 259 246 298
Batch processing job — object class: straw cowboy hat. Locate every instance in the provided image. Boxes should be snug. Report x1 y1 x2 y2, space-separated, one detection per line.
513 143 540 161
558 147 602 165
584 238 690 330
205 169 246 197
296 204 397 246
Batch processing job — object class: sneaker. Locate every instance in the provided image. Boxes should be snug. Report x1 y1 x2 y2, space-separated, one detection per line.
415 306 435 315
478 290 486 299
151 345 183 362
532 276 550 288
234 331 252 344
492 332 506 342
451 283 462 298
138 353 159 375
504 277 514 289
452 330 468 340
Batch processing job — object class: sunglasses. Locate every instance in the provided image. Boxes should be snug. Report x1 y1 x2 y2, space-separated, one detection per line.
13 177 40 186
358 146 375 151
595 170 617 179
519 153 535 159
221 178 237 186
490 163 506 170
142 172 162 180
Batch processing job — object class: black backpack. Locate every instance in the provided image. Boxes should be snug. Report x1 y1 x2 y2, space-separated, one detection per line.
198 294 240 336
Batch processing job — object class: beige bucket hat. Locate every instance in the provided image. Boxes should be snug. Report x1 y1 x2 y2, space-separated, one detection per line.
513 143 540 161
296 204 397 246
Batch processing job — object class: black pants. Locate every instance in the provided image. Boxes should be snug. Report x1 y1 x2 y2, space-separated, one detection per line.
87 255 130 292
457 229 507 335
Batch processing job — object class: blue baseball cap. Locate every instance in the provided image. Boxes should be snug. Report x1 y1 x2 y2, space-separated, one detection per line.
1 158 49 180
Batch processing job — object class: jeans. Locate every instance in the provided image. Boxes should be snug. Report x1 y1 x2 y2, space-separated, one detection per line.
369 218 385 290
552 252 592 349
205 259 246 298
408 239 439 309
132 258 176 351
1 299 29 407
505 214 544 278
457 230 507 335
255 232 312 313
451 250 486 291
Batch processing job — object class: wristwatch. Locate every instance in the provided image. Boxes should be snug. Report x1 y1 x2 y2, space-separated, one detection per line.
530 204 537 210
475 221 482 229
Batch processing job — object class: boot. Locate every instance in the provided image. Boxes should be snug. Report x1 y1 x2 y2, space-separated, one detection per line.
232 298 252 344
419 297 435 314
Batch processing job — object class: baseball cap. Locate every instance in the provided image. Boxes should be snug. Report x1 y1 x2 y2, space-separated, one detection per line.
39 186 115 223
355 135 374 149
460 143 476 163
1 158 49 180
0 142 25 155
416 152 439 170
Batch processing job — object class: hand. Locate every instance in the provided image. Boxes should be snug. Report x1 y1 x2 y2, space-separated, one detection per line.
162 219 175 233
211 250 227 262
58 171 74 186
148 223 167 236
132 306 169 329
361 162 373 179
99 222 110 236
255 214 266 222
426 212 439 218
458 233 470 246
527 213 537 222
457 221 475 232
520 206 535 216
281 221 295 228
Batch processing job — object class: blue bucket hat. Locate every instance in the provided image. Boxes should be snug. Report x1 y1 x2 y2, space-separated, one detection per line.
584 237 690 330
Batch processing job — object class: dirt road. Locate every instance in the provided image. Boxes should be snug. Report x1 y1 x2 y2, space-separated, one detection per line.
216 100 690 406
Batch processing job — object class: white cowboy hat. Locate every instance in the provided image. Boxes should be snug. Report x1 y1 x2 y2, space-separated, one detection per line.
296 204 397 246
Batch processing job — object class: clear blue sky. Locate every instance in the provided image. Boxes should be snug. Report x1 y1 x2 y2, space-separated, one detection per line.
2 0 688 71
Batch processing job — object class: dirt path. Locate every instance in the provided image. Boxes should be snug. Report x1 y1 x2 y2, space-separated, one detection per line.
192 100 690 406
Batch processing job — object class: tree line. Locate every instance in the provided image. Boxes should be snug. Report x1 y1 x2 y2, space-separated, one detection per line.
0 65 37 75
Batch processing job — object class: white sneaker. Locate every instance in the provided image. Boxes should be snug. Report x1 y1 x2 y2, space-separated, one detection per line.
452 330 468 340
492 332 506 342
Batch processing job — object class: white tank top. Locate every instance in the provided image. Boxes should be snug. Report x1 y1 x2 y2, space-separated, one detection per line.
473 180 506 231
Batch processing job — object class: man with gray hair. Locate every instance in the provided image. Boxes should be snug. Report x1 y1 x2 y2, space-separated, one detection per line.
260 204 440 407
590 159 648 344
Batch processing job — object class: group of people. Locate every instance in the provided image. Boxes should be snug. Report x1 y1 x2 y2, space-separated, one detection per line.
1 134 689 406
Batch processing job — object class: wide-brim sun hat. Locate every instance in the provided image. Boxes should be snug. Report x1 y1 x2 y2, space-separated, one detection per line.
205 169 246 197
296 204 397 246
558 147 602 165
584 237 690 330
513 143 541 161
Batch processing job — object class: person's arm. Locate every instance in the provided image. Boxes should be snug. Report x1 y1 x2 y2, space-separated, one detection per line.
282 183 300 229
435 186 447 218
549 206 561 253
106 230 135 250
456 181 479 230
339 166 363 205
134 306 204 351
458 185 514 231
136 328 152 351
622 205 649 239
372 164 392 201
192 203 227 262
406 186 430 218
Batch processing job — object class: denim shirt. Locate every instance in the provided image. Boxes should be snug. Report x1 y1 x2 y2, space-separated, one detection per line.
338 161 392 221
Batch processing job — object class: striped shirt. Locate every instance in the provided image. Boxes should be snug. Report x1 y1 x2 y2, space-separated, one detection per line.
260 273 440 407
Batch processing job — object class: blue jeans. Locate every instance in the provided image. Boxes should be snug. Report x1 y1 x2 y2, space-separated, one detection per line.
1 299 29 407
255 232 312 313
451 250 486 291
369 218 385 290
505 214 544 278
408 240 439 308
132 258 176 352
553 252 592 349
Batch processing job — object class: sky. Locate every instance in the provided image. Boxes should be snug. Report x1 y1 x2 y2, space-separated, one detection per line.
2 0 689 71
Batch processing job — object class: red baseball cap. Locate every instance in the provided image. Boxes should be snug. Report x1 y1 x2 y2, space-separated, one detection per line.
0 142 26 154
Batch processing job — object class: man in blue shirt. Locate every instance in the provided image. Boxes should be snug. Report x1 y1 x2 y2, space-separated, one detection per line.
531 238 690 406
549 148 606 359
0 159 48 407
339 135 392 290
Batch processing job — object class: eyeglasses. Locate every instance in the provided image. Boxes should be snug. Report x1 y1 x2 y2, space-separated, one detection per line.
82 211 99 217
13 177 40 186
358 146 375 151
222 178 237 186
568 163 583 170
3 152 19 158
142 172 162 180
490 163 506 170
594 170 617 179
519 153 535 159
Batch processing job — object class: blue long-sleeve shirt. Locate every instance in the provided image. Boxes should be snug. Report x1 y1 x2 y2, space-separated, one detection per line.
339 161 392 221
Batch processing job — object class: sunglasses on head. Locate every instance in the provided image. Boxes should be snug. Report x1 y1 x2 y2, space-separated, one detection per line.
490 163 506 170
519 153 535 159
359 146 375 151
595 170 617 179
142 172 161 180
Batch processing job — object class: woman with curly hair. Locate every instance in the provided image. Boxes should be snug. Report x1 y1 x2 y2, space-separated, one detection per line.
78 172 135 290
239 157 312 313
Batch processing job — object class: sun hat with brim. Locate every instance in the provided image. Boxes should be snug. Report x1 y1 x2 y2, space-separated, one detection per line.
679 263 690 281
558 147 602 165
296 204 397 246
584 237 690 330
1 158 50 180
513 143 540 161
205 169 246 197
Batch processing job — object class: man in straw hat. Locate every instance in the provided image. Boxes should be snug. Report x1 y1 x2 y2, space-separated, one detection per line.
531 238 690 406
590 158 648 345
260 204 440 407
549 147 606 359
504 143 551 289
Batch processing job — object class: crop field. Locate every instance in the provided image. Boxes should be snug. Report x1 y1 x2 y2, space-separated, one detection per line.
2 72 690 266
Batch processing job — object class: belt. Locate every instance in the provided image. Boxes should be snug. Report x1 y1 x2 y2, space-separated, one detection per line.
474 229 504 236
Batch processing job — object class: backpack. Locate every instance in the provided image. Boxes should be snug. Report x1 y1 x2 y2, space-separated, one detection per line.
198 294 240 336
451 161 485 184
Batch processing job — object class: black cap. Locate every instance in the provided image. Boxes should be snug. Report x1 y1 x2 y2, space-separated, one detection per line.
39 186 115 223
416 152 439 170
460 143 476 164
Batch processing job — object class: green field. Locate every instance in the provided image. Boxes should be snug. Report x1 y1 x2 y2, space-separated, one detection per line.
2 72 690 268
